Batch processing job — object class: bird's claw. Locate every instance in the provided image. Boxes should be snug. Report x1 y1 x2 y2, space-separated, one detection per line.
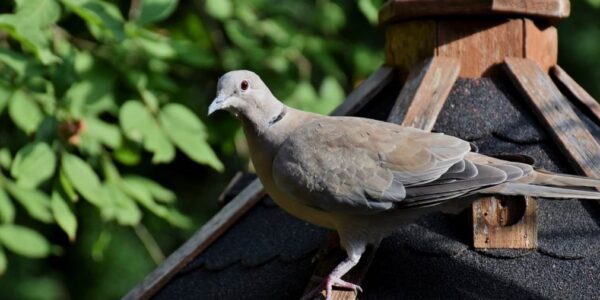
301 275 362 300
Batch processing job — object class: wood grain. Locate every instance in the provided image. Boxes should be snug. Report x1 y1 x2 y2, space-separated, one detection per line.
123 179 266 300
473 196 538 248
437 19 524 77
379 0 570 25
331 66 395 116
524 19 558 72
505 57 600 178
387 57 460 130
552 65 600 125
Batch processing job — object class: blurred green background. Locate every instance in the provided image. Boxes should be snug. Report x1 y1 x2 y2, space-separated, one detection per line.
0 0 598 299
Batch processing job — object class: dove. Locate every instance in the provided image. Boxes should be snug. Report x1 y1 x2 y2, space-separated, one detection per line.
208 70 600 299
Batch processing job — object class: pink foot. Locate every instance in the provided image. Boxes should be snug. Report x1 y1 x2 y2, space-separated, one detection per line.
301 275 362 300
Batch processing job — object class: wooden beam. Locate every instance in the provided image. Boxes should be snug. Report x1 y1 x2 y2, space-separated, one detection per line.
504 57 600 178
473 196 538 248
304 61 455 299
552 65 600 126
125 66 395 300
379 0 570 25
123 180 266 300
437 19 524 78
387 57 460 130
331 66 395 116
524 19 558 73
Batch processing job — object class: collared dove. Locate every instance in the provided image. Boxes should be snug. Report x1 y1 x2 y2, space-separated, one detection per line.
208 70 600 299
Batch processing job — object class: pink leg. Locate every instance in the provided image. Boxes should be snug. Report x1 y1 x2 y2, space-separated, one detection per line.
301 253 363 300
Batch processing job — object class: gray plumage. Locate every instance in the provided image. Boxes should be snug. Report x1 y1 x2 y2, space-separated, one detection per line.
208 70 600 300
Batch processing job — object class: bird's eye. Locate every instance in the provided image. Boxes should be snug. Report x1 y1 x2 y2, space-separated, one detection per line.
240 80 249 91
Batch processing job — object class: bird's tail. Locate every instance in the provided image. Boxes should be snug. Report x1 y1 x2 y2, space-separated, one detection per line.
479 170 600 199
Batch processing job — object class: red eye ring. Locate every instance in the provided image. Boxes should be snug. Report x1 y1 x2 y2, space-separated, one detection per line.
240 80 249 91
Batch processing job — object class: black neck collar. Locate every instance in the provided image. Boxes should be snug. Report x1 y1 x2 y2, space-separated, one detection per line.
268 106 287 127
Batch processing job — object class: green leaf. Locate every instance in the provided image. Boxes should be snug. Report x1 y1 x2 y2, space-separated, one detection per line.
120 177 189 227
14 0 61 27
0 224 51 258
159 104 222 171
11 142 56 188
0 189 15 224
64 76 116 118
0 246 6 275
82 117 122 149
113 141 141 166
0 48 42 80
61 0 125 41
319 76 345 104
205 0 232 20
5 182 53 223
102 183 141 226
0 148 12 170
120 101 175 163
59 169 78 202
136 0 178 25
51 188 77 241
61 153 107 207
358 0 380 24
8 89 44 134
122 176 174 203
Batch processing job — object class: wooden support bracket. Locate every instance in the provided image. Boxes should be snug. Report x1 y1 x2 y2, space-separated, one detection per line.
387 57 460 128
552 65 600 125
505 58 600 178
473 196 537 248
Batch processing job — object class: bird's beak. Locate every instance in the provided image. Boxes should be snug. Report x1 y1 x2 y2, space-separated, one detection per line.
208 95 227 116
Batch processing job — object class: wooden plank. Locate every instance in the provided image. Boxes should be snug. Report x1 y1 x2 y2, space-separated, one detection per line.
524 19 558 73
387 57 460 130
123 179 266 300
379 0 570 25
331 66 395 116
437 19 524 78
473 196 538 248
504 57 600 178
552 65 600 125
126 66 394 300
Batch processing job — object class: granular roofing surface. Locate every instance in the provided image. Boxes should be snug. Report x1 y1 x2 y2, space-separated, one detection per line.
154 77 600 300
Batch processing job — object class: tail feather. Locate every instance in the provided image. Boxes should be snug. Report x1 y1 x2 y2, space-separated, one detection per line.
520 170 600 188
480 183 600 200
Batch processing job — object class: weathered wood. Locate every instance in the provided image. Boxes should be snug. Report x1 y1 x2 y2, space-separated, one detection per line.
387 57 460 130
552 65 600 125
504 57 600 178
379 0 570 25
524 19 558 72
123 179 266 300
437 19 524 77
331 66 395 116
473 196 538 248
217 171 243 203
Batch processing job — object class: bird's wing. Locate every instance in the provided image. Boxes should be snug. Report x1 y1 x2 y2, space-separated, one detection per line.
272 117 506 214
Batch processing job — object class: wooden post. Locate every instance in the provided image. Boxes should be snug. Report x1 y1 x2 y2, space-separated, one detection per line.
381 0 570 250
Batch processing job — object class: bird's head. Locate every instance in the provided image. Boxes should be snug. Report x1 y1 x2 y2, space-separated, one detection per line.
208 70 284 129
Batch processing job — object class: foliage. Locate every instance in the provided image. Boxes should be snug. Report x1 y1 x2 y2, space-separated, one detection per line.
0 0 596 299
0 0 385 299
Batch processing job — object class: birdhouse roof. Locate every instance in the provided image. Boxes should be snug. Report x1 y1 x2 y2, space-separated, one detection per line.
143 76 600 300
